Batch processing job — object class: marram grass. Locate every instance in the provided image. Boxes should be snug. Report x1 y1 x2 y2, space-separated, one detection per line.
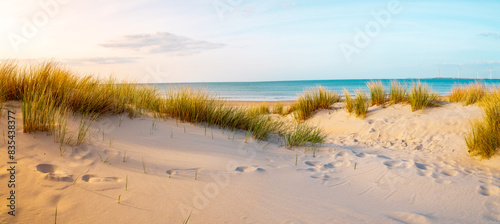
0 61 325 147
354 90 370 119
389 80 407 104
367 81 385 106
408 81 438 112
449 82 486 106
466 89 500 159
292 86 339 121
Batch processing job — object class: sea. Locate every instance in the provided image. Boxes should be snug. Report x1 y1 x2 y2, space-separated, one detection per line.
149 78 500 101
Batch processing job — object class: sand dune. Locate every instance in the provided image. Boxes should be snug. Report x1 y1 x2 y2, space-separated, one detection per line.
1 101 500 223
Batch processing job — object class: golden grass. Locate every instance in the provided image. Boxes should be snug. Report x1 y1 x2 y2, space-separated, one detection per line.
343 89 354 113
465 89 500 159
0 61 325 146
449 82 486 106
354 90 370 119
408 81 438 112
389 80 407 104
292 86 340 121
367 81 385 106
272 103 284 115
282 123 325 148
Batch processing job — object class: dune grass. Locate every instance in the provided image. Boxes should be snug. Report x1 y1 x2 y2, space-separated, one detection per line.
367 81 385 106
343 89 354 114
0 61 326 147
292 86 340 121
272 103 284 115
282 123 325 148
389 80 407 104
449 82 486 106
465 89 500 159
354 90 370 119
407 81 438 111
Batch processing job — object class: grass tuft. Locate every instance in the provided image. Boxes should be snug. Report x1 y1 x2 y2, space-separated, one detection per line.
465 90 500 159
449 82 486 106
408 81 438 111
389 80 407 104
292 86 339 121
282 123 325 148
344 89 354 114
353 90 370 119
367 81 385 106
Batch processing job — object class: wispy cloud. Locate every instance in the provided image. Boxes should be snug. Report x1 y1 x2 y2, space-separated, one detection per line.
479 32 500 39
99 32 225 54
64 57 142 65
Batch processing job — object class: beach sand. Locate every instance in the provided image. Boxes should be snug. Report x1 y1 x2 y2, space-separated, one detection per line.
1 101 500 223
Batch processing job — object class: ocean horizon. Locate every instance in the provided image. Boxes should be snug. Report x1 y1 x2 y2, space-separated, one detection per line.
148 78 500 101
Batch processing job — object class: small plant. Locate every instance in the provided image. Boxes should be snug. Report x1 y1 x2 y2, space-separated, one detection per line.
119 116 124 127
408 81 438 111
295 154 298 166
367 81 385 106
118 194 121 204
125 175 128 191
123 150 127 162
142 157 147 174
354 162 357 169
344 89 354 113
292 86 340 120
183 211 193 224
353 90 370 119
59 146 67 156
449 82 486 106
73 174 82 185
55 207 58 224
194 169 198 180
109 137 114 147
77 113 97 146
283 123 325 148
389 80 407 104
465 90 500 159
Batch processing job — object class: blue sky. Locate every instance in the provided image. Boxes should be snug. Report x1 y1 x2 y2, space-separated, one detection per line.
1 0 499 82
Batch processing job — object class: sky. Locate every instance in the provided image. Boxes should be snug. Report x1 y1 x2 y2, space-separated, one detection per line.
1 0 500 83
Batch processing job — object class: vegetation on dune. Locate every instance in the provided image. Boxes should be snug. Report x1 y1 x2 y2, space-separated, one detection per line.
466 89 500 159
407 81 439 112
367 81 385 106
389 80 407 104
449 82 486 106
282 123 325 148
0 61 325 148
291 86 340 121
354 90 370 119
343 89 354 114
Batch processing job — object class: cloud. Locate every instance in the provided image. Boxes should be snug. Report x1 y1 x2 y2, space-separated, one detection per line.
64 57 142 65
99 32 225 54
479 32 500 39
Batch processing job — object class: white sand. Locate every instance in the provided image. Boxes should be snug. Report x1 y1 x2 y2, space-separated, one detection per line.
1 101 500 223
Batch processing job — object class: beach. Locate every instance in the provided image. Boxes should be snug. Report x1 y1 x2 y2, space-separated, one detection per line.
2 99 500 223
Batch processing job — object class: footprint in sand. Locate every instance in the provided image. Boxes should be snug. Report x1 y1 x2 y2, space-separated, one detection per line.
36 164 73 182
484 197 500 221
414 162 433 177
386 211 431 224
479 185 500 196
81 174 121 183
235 166 266 173
304 161 321 167
441 169 459 177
